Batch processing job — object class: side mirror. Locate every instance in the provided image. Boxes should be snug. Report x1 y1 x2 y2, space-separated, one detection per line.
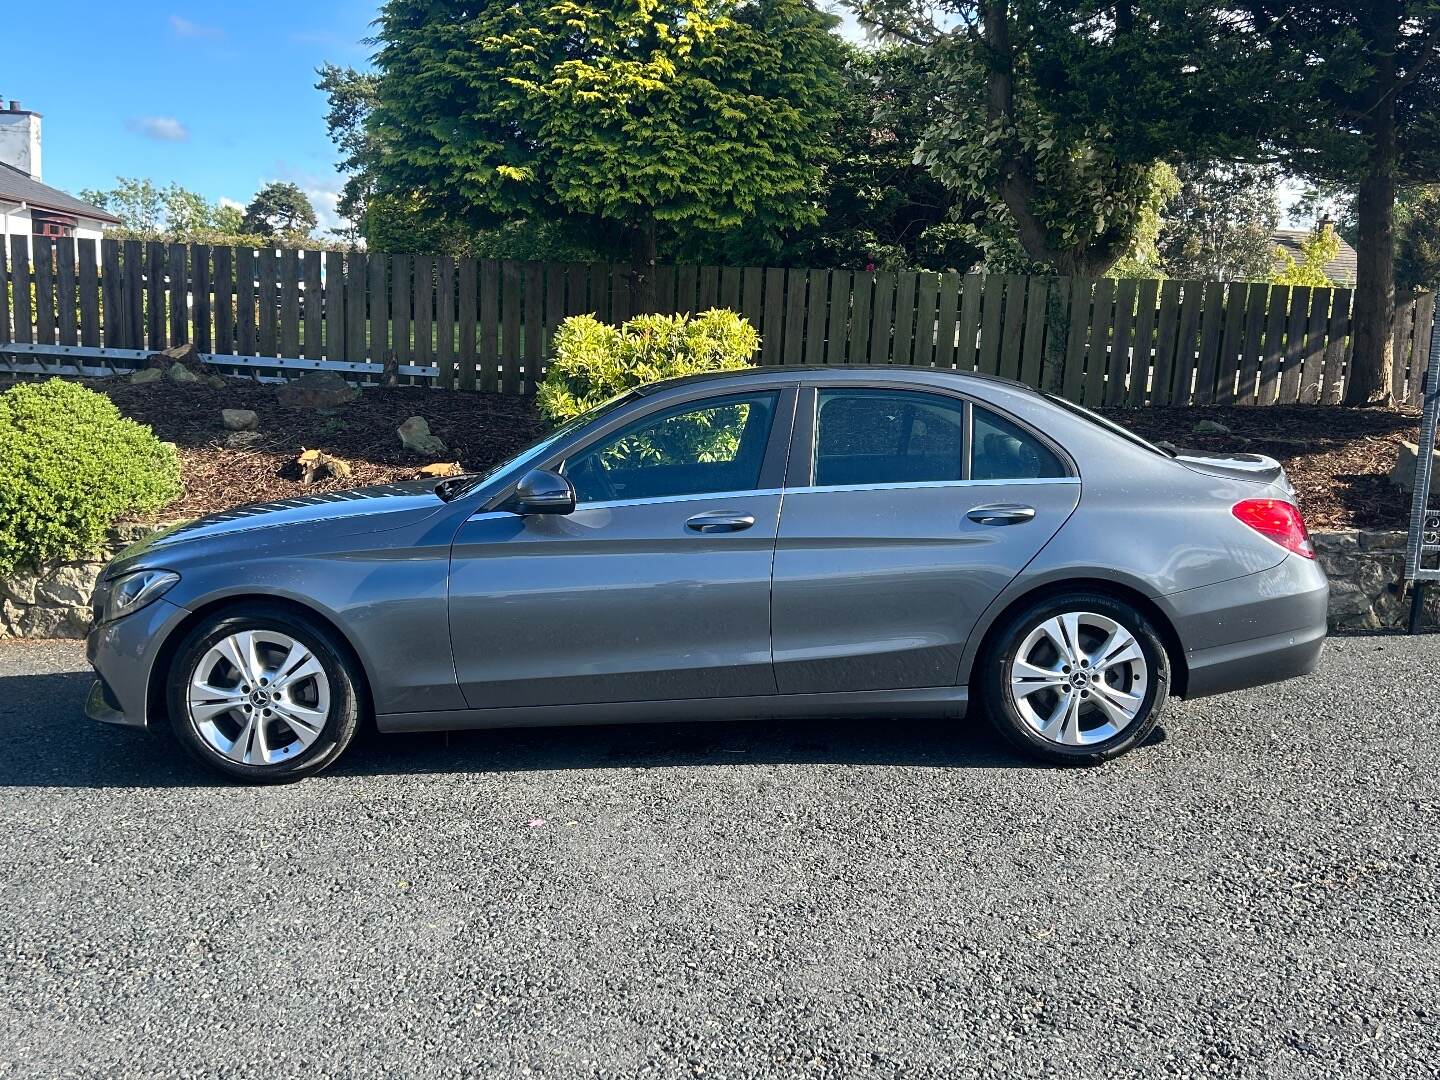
515 468 576 515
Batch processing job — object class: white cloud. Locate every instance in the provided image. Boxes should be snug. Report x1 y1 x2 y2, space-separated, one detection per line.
127 116 190 142
218 197 245 212
170 15 223 39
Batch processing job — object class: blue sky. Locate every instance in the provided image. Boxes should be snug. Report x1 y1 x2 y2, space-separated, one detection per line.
6 2 379 234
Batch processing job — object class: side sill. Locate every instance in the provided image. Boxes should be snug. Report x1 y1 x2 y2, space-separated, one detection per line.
377 685 969 734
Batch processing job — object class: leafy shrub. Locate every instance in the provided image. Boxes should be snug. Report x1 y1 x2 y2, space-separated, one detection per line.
0 380 182 573
537 309 760 423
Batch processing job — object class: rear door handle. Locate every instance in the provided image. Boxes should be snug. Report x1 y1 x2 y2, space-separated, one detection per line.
686 511 756 534
967 503 1036 526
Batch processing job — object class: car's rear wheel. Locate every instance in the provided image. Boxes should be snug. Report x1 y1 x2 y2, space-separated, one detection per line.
166 605 361 782
979 592 1169 765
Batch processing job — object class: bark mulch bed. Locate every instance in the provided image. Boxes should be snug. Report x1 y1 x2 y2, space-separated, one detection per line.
1096 404 1420 532
5 373 1421 531
66 376 551 519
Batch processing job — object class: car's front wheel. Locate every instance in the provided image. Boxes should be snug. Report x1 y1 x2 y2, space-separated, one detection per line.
979 592 1169 765
166 605 362 782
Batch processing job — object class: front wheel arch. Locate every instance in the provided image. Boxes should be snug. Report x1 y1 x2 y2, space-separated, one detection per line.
147 595 374 730
967 577 1189 699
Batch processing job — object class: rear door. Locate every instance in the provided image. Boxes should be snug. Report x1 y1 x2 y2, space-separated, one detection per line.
771 386 1080 694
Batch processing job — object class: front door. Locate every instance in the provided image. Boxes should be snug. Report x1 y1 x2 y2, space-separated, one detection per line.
772 387 1080 694
448 389 792 710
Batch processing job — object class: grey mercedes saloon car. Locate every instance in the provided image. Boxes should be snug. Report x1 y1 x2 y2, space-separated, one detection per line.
85 366 1328 781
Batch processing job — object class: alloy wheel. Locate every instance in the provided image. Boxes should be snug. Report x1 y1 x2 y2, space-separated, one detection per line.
1007 611 1148 747
187 630 331 766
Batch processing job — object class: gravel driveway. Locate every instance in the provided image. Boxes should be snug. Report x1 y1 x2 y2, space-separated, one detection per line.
1 635 1437 1079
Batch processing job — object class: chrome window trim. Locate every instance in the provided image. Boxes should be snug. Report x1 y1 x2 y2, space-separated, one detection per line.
571 488 784 513
472 476 1078 518
786 477 1080 496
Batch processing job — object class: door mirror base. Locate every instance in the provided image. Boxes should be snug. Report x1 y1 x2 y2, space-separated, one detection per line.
515 469 576 515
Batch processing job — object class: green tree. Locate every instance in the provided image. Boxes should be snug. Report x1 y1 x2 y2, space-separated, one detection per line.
315 63 379 231
364 0 844 308
162 185 224 233
1158 161 1281 282
678 43 988 270
79 177 250 240
1107 162 1180 278
1394 186 1440 294
1029 1 1440 404
1271 225 1340 287
851 0 1190 278
241 182 318 241
79 177 166 233
212 202 245 235
319 62 607 257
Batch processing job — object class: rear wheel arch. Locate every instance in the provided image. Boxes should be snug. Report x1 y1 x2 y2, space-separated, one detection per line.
147 595 375 728
967 577 1189 699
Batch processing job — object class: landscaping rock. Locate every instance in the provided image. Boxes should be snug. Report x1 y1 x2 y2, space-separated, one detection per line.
36 564 100 608
397 416 447 456
1155 440 1179 455
277 371 358 410
1389 440 1440 492
206 374 228 390
147 342 200 368
1358 530 1406 552
1192 419 1231 435
167 362 201 386
129 367 163 385
0 524 171 639
222 408 259 432
1312 529 1361 555
224 431 265 450
0 570 40 606
295 448 352 484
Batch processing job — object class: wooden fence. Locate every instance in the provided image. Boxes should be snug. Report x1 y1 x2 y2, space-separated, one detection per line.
1 236 1434 405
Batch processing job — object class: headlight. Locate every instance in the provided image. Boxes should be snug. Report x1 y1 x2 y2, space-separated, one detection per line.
101 569 179 623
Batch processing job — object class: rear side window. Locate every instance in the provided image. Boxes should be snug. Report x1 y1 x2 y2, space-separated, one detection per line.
971 406 1067 480
813 389 964 486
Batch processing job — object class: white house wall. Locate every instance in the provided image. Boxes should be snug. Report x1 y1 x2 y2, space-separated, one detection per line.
0 202 32 246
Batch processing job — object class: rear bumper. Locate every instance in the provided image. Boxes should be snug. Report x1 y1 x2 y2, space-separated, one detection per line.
84 596 191 729
1159 555 1329 699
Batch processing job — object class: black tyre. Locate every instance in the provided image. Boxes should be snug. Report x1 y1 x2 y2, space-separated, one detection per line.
166 605 362 783
978 592 1169 766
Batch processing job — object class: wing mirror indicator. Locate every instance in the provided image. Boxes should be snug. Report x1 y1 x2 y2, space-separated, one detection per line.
515 469 576 515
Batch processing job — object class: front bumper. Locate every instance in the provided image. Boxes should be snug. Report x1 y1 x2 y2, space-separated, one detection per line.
84 596 191 729
1158 554 1329 699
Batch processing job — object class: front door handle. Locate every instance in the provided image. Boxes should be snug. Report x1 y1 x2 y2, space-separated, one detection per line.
967 503 1036 526
686 511 756 534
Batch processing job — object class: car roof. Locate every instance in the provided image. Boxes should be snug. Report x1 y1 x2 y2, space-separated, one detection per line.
633 364 1040 397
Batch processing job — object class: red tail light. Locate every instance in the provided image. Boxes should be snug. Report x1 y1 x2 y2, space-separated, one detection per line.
1232 499 1315 559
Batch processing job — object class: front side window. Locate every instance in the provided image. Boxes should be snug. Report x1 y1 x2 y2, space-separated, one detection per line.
971 405 1067 480
813 389 965 487
564 392 778 504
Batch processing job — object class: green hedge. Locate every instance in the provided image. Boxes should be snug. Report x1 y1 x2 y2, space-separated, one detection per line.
537 309 759 423
0 380 182 574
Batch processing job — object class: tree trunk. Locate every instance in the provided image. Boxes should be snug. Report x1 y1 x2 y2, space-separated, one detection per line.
1345 7 1400 407
981 0 1124 280
629 214 658 316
